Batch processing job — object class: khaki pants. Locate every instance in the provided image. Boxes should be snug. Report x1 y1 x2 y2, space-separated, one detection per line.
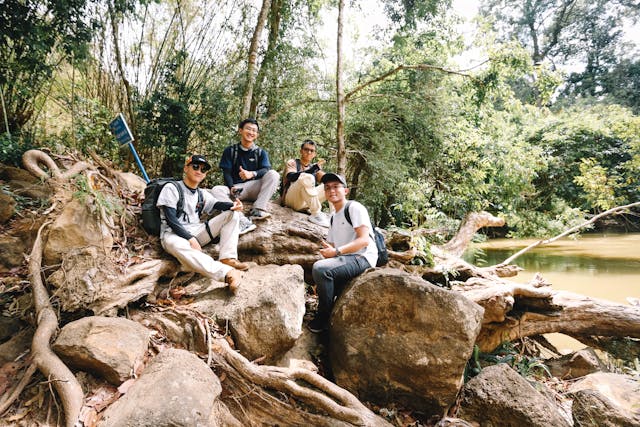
284 173 325 215
161 210 240 282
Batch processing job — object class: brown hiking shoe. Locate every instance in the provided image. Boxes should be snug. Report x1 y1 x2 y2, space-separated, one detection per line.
220 258 249 271
225 270 242 294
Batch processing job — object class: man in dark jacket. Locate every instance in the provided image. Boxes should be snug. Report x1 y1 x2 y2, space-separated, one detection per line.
210 118 280 220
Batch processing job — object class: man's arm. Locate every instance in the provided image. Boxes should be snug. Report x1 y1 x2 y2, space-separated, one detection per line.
251 149 271 179
162 207 194 240
320 225 370 258
218 146 236 187
285 159 320 182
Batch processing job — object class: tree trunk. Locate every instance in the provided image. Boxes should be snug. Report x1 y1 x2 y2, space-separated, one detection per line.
242 0 272 118
250 0 282 117
336 0 346 176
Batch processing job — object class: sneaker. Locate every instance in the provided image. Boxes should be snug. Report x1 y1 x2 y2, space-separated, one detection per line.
308 212 330 227
220 258 249 271
307 317 328 333
225 269 242 294
249 208 271 220
239 215 257 235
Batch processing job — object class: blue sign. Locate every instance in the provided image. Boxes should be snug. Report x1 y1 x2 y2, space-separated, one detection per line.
109 113 134 145
109 113 150 183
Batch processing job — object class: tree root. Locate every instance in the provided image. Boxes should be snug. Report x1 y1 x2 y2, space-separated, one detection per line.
28 222 84 427
22 149 93 181
211 335 390 426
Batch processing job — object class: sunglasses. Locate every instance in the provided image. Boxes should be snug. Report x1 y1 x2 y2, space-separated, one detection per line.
190 163 209 172
302 147 316 153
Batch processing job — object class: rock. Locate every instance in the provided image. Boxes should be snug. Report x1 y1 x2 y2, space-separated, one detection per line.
44 198 113 265
0 165 39 183
0 235 26 272
568 372 640 426
0 328 32 364
329 268 484 415
52 316 150 385
115 171 146 195
546 348 607 379
0 191 16 223
189 264 306 363
98 348 226 427
275 327 320 372
457 363 570 427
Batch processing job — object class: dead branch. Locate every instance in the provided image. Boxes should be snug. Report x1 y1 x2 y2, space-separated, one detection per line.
500 201 640 266
28 222 84 427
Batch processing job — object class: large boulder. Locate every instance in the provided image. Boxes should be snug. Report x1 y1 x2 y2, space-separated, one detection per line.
98 348 231 427
329 268 484 415
44 198 113 264
53 316 150 385
189 264 306 363
568 372 640 426
0 191 16 223
457 363 570 426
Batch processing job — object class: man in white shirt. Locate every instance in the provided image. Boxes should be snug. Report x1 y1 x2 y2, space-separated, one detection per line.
308 173 378 332
157 154 248 294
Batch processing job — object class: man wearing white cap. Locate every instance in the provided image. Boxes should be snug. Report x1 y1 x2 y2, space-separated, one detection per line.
282 140 330 227
157 154 248 294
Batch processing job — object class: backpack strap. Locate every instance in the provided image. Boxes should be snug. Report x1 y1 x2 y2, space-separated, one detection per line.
232 143 239 169
170 181 187 222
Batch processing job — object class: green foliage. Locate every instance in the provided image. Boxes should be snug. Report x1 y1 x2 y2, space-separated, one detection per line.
574 158 622 212
466 341 551 382
0 133 36 167
528 105 640 213
0 0 97 132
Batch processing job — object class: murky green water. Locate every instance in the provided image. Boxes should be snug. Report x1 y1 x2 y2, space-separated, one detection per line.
465 233 640 350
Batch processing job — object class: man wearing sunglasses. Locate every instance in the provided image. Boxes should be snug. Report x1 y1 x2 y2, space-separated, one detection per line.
157 154 248 294
281 140 330 227
307 173 378 333
211 118 279 221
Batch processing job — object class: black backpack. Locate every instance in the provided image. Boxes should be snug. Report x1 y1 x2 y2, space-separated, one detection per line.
141 178 203 236
331 201 389 267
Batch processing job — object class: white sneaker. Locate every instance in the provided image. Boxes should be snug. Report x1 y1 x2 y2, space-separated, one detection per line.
239 216 257 235
309 212 330 227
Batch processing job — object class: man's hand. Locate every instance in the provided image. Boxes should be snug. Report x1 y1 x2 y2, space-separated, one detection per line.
238 166 255 181
189 237 202 251
231 199 243 211
320 240 336 258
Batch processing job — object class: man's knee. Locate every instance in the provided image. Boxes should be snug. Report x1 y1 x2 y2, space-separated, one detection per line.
263 169 280 184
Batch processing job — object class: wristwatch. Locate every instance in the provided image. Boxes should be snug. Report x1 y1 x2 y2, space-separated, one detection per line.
335 247 342 257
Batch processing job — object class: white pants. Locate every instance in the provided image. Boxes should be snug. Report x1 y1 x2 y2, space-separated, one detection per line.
161 210 240 282
210 169 280 211
284 173 325 215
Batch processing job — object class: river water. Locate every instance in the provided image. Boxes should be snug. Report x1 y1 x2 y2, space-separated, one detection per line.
465 233 640 351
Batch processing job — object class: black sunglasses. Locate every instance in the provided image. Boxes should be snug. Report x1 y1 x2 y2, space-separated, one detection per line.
190 163 209 172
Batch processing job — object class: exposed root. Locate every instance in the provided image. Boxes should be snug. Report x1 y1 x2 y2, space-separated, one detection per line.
28 223 84 427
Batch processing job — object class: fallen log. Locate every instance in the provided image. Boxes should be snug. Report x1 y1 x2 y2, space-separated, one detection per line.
454 278 640 352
